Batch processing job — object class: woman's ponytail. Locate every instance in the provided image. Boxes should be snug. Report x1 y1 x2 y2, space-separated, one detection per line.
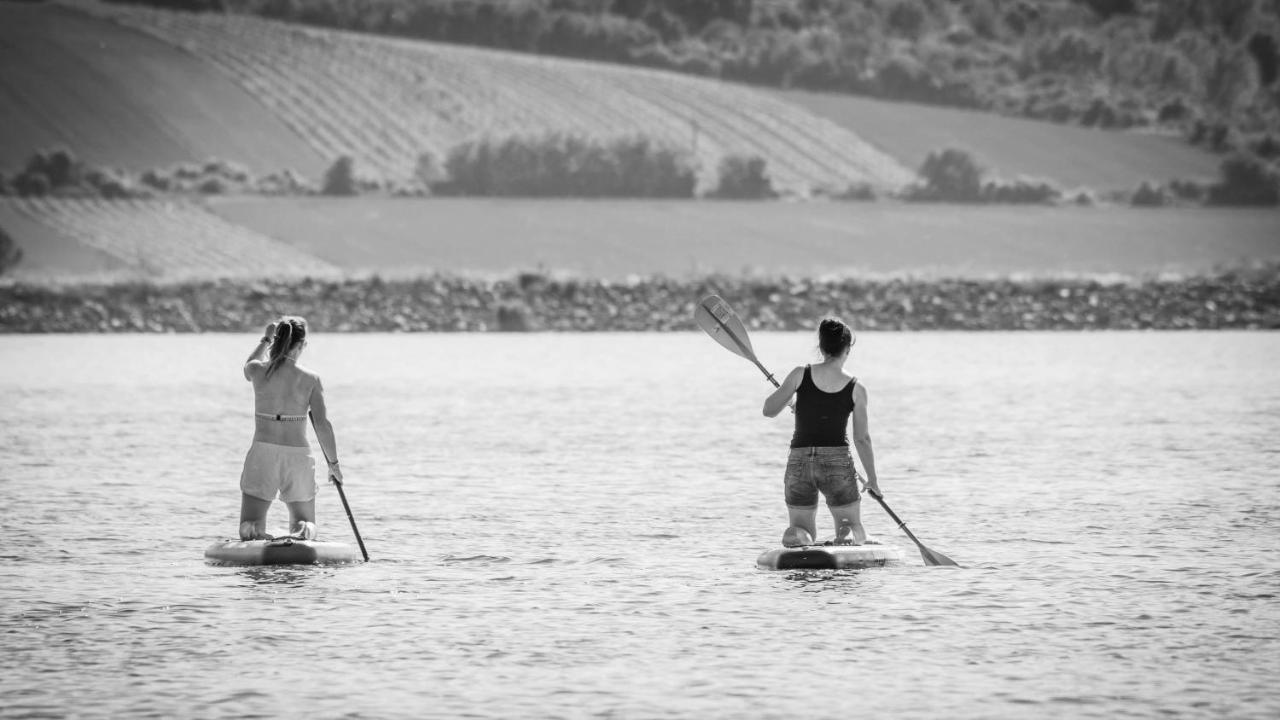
265 321 294 378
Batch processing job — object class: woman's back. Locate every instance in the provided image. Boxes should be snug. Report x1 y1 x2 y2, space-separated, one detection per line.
791 364 855 448
251 360 315 446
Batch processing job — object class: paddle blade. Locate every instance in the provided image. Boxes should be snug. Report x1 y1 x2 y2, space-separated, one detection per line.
916 543 959 567
694 295 756 361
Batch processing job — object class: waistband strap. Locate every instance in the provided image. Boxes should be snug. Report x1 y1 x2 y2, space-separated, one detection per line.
250 440 312 454
789 446 852 458
256 412 307 422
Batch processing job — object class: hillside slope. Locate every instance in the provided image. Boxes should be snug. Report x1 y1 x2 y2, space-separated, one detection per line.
778 90 1223 191
78 2 913 194
1 197 337 282
0 3 325 176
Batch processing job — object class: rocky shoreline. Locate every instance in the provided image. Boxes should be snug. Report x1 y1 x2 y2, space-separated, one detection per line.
2 268 1278 333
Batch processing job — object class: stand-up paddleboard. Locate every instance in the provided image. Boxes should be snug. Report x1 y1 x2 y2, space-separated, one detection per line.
757 541 903 570
204 537 360 566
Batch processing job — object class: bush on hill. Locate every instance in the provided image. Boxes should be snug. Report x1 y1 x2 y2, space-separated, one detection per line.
322 156 359 197
435 134 697 198
904 148 1063 204
710 155 777 199
0 226 22 277
905 148 984 202
0 147 151 199
1130 182 1170 207
1206 154 1280 206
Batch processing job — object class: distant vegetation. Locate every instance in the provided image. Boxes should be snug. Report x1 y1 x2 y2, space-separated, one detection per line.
0 226 22 276
434 135 697 197
903 147 1062 205
108 0 1280 156
710 155 778 199
5 144 1275 206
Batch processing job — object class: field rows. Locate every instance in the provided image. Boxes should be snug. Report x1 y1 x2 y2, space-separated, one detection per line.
84 3 913 194
7 198 337 280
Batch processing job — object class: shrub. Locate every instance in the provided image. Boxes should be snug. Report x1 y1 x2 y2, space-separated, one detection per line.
1248 33 1278 87
983 177 1061 204
322 155 358 196
710 154 777 199
886 0 929 39
0 227 22 276
1168 178 1208 202
255 169 315 196
909 148 984 202
438 134 697 197
1206 154 1280 205
1130 181 1170 207
140 168 174 192
14 172 50 197
828 182 877 201
1081 0 1137 19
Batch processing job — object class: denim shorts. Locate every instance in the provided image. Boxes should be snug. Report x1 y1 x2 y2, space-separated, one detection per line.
784 446 861 508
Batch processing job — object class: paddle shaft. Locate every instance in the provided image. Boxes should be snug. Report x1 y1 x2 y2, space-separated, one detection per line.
310 412 369 561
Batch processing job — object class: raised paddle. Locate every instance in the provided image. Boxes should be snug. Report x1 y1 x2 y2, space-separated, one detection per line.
693 294 959 568
310 412 369 562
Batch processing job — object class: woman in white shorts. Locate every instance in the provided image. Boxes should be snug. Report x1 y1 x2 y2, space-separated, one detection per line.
239 316 342 540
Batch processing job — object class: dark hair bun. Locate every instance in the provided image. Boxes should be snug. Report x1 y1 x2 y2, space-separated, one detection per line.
817 317 853 357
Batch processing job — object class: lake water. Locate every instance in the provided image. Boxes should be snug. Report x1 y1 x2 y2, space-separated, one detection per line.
1 332 1277 719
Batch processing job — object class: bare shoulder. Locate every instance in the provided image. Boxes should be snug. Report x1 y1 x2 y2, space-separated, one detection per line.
853 381 869 402
297 365 323 388
244 359 267 380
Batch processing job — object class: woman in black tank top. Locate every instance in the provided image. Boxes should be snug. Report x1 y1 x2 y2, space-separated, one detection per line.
763 317 881 547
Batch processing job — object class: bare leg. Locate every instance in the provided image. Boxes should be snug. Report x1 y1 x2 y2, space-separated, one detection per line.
239 493 272 540
286 499 316 540
830 500 867 545
784 505 819 546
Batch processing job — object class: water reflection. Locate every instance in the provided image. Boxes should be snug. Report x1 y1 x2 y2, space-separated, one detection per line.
235 565 333 589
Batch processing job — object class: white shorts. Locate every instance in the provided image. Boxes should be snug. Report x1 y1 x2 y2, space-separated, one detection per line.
240 441 317 503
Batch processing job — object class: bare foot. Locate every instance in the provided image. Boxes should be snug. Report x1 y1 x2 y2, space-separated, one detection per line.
782 526 814 547
835 525 867 546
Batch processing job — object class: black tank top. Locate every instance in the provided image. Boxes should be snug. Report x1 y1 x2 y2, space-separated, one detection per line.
790 366 856 448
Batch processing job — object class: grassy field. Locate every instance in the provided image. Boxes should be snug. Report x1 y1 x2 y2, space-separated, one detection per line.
777 90 1223 192
0 3 323 176
1 197 336 282
207 197 1280 279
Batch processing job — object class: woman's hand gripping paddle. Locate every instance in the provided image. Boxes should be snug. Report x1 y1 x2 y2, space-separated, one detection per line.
310 412 369 561
693 295 958 568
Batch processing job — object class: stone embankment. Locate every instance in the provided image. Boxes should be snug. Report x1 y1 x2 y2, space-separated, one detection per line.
2 268 1277 333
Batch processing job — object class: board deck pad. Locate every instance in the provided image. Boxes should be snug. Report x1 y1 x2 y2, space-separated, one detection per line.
757 540 903 570
204 538 359 566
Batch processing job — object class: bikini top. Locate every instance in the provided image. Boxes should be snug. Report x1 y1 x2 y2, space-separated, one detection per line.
256 412 307 422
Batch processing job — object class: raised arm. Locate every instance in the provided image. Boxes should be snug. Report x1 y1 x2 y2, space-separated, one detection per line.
243 322 277 381
763 366 804 418
851 383 880 497
308 376 343 483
